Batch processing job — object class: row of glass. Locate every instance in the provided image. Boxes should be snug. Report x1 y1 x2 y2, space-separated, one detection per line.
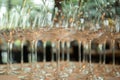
0 37 119 79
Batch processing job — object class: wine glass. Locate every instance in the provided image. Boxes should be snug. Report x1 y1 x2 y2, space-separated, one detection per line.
109 33 120 77
82 29 106 79
2 29 22 75
58 29 80 79
6 30 20 75
4 29 19 78
29 29 57 80
14 29 36 80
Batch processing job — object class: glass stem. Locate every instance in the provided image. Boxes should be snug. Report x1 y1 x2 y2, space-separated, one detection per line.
51 42 55 63
83 43 88 64
103 42 106 65
7 42 10 74
99 44 102 64
67 41 70 63
35 41 38 67
21 41 24 71
100 53 102 64
31 40 35 68
57 41 60 78
89 40 92 72
9 42 13 72
112 40 115 68
78 41 81 68
83 43 85 64
62 41 65 61
43 41 46 68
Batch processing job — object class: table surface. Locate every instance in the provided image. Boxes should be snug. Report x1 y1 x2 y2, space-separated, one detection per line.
0 62 120 80
0 75 20 80
0 75 120 80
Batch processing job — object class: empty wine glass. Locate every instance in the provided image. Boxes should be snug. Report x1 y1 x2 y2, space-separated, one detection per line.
58 30 79 79
6 31 21 75
2 30 20 75
110 35 120 77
